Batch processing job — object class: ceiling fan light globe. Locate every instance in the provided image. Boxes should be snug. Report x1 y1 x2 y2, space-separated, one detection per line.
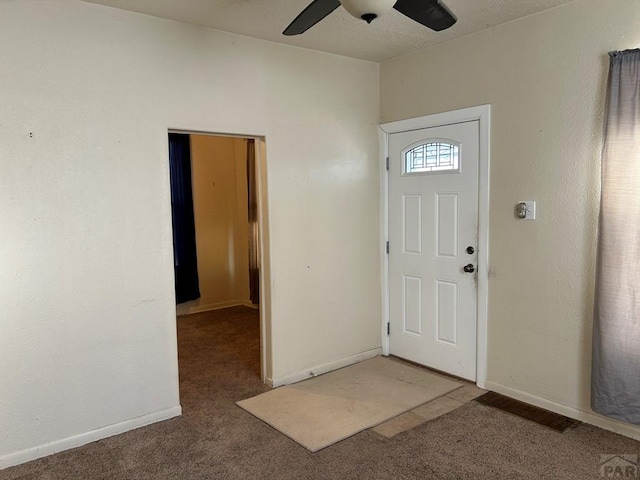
340 0 397 21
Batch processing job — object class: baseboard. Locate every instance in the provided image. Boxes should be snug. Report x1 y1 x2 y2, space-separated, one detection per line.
241 301 259 310
270 348 382 388
0 405 182 470
484 381 640 441
177 300 244 316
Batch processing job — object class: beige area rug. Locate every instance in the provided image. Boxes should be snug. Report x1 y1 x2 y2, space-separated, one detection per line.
236 356 462 452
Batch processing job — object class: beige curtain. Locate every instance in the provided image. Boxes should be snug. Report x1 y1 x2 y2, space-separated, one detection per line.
592 49 640 424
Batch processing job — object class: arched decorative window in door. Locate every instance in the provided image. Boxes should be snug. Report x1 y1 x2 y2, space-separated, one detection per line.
404 140 460 174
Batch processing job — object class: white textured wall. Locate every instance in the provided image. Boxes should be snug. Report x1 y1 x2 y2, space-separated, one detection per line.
0 0 380 466
381 0 640 436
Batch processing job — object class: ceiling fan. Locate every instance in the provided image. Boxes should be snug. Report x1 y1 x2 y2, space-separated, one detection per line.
283 0 457 36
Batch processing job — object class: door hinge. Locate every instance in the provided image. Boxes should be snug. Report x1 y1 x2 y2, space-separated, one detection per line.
386 241 389 254
387 322 390 335
385 157 390 171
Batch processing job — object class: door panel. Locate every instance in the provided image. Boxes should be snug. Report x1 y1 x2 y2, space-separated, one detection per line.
388 121 479 381
403 194 422 254
403 275 422 335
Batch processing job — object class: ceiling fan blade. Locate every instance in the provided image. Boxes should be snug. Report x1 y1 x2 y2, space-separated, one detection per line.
393 0 457 31
283 0 341 36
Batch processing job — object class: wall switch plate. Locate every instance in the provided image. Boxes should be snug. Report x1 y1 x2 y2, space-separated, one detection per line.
518 201 536 220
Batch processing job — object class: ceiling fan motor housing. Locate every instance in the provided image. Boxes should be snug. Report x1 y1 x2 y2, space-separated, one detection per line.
283 0 457 36
340 0 397 22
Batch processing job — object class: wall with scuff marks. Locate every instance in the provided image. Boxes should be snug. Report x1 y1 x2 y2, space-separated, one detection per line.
0 0 380 467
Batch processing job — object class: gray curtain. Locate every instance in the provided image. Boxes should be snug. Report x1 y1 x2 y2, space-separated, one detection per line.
592 49 640 424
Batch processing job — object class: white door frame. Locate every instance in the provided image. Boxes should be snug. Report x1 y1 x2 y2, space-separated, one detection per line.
379 105 490 388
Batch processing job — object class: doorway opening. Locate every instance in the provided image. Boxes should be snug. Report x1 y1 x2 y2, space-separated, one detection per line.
167 131 272 388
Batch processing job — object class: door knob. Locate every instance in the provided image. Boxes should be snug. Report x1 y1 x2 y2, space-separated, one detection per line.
463 264 475 273
466 246 475 254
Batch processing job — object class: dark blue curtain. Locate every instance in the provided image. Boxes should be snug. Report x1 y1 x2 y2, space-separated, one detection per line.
168 133 200 304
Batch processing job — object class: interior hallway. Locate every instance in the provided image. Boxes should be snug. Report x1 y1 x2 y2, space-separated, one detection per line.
3 306 640 480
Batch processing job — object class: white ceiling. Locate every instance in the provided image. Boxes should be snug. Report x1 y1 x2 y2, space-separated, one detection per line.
82 0 577 62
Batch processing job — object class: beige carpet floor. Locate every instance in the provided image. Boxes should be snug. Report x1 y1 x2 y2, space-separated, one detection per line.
3 306 640 480
237 356 462 451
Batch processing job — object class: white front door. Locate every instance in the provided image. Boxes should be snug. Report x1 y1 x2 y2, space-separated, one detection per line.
388 120 479 381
